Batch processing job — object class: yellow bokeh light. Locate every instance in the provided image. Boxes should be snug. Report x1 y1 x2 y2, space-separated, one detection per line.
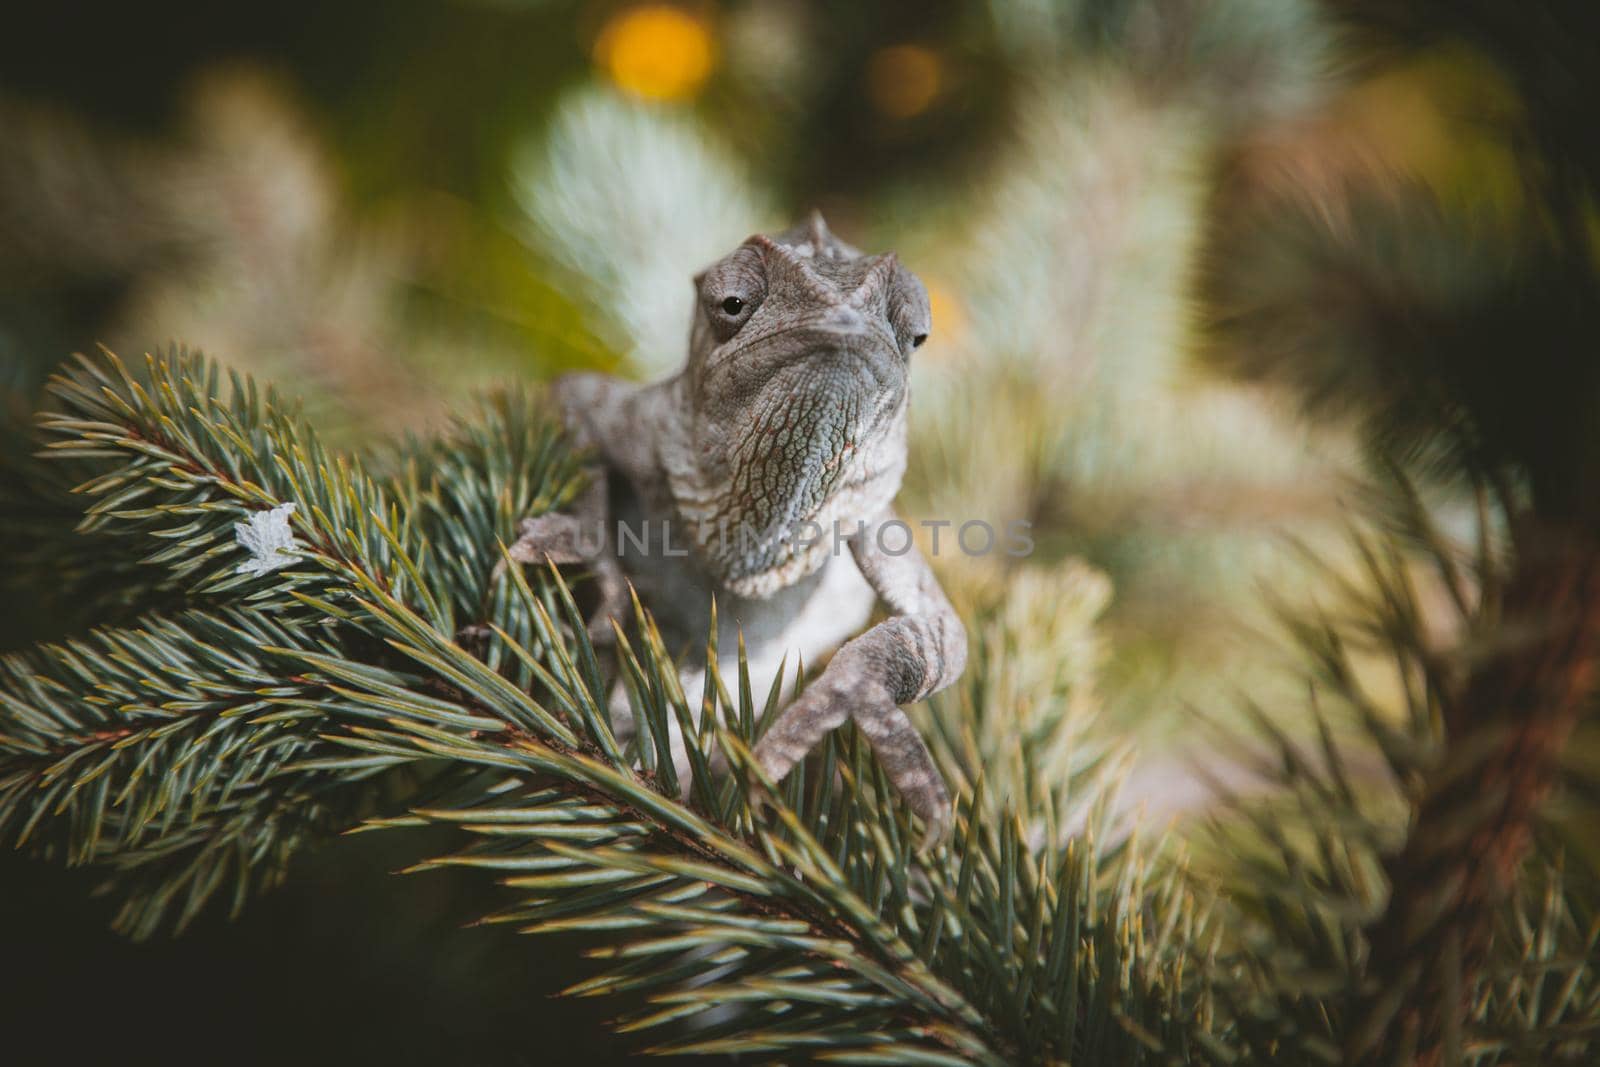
594 5 716 102
866 44 943 120
922 279 967 356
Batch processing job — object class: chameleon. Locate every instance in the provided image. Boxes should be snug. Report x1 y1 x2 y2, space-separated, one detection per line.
504 213 966 843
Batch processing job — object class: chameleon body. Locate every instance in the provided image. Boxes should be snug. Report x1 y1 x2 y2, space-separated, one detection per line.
506 214 965 841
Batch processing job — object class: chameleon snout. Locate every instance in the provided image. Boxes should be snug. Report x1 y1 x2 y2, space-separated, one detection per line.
815 303 869 334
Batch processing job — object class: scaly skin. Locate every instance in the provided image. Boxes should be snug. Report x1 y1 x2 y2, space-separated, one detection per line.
504 213 966 844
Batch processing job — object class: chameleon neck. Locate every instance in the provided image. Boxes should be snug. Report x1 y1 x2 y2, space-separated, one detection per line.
651 372 907 597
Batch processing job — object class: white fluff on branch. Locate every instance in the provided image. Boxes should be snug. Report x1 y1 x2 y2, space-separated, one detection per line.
233 502 300 576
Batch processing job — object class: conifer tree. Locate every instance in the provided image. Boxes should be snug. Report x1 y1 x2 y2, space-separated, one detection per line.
2 3 1599 1065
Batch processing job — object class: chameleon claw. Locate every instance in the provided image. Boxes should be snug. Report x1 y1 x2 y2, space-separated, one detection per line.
494 513 594 579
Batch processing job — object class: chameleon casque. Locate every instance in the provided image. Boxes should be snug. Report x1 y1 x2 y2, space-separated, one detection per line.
504 213 966 842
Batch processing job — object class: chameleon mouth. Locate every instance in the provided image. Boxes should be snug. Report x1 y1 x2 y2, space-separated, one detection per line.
712 321 905 387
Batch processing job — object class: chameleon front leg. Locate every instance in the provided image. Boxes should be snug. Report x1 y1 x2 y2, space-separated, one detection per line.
500 373 640 645
752 510 967 845
500 461 628 644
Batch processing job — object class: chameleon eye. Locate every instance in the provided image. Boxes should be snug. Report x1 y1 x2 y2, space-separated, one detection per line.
697 245 767 341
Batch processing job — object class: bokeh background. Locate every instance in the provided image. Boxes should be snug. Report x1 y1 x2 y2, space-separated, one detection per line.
2 1 1595 1062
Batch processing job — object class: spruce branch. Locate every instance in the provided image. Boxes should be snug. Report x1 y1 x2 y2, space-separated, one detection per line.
1 347 1217 1062
1 346 582 934
303 556 1213 1063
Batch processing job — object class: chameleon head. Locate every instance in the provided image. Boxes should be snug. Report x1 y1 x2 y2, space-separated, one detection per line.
677 212 931 592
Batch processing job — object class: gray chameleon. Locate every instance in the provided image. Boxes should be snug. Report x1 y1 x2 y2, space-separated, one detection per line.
504 213 966 843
